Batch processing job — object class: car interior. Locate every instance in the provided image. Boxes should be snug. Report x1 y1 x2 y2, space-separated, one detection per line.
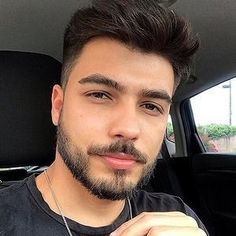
0 1 236 236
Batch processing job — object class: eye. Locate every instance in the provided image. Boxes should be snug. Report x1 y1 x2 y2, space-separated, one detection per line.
86 91 111 100
141 103 163 115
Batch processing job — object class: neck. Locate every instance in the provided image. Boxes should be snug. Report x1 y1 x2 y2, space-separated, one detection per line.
36 155 126 227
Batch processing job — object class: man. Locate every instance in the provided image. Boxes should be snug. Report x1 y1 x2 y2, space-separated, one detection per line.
0 0 208 235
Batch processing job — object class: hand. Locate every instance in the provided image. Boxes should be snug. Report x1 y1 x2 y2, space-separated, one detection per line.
110 211 207 236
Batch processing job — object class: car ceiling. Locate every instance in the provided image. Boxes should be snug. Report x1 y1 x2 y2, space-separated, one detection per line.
0 0 235 102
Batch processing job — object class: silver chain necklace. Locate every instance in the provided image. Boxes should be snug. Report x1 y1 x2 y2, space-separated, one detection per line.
44 170 133 236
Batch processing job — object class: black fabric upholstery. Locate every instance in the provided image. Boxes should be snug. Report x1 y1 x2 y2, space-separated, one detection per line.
0 51 61 167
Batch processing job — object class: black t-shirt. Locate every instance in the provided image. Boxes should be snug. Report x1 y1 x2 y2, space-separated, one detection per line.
0 175 208 235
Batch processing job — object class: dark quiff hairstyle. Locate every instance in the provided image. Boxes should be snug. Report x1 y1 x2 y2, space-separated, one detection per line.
62 0 199 88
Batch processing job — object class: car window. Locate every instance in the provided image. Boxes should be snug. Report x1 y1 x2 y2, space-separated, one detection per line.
166 115 176 156
191 77 236 153
166 115 175 143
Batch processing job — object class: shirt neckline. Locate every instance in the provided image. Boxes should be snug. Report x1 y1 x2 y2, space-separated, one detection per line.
27 174 130 235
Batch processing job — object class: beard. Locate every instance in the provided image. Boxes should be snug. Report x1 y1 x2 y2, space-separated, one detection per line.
57 120 157 200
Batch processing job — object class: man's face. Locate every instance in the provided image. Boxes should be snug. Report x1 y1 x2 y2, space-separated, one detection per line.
52 38 174 200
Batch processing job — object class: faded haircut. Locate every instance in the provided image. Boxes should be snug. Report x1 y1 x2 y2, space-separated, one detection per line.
61 0 199 88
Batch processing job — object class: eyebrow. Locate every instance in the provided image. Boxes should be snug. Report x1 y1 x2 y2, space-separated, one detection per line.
79 73 172 104
78 74 125 92
139 89 172 104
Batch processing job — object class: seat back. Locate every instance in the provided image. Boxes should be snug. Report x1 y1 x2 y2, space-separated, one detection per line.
0 51 61 180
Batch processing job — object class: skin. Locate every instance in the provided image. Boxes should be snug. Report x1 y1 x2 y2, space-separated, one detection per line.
36 37 206 235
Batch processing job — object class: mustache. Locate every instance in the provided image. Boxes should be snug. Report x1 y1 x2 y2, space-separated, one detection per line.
87 141 148 164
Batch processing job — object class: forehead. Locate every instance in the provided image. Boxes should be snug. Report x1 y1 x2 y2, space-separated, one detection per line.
67 38 175 95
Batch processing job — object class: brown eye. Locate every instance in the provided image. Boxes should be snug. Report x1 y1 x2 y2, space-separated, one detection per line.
87 92 111 100
144 103 158 111
141 103 163 116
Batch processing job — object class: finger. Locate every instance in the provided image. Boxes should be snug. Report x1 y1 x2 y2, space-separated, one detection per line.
110 212 199 236
147 226 207 236
112 212 187 235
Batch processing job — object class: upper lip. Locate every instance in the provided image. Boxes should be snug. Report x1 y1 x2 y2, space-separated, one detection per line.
100 152 135 160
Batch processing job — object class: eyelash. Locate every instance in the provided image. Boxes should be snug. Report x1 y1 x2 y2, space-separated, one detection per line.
86 91 111 100
141 103 163 115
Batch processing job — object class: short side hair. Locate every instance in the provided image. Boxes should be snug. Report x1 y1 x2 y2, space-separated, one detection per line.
62 0 199 88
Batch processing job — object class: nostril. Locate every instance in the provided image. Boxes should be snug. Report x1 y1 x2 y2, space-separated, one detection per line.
114 134 138 142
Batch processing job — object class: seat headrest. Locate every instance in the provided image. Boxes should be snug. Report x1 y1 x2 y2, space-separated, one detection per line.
0 51 61 167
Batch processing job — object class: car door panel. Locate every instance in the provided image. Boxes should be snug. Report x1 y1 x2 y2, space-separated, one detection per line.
192 153 236 236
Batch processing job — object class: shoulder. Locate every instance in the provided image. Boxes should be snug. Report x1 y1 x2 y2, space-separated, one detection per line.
0 178 28 197
132 190 186 212
0 175 34 211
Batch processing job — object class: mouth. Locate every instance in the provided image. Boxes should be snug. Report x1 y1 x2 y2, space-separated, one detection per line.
100 153 137 170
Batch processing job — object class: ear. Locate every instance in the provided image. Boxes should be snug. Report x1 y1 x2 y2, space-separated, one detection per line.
51 84 64 126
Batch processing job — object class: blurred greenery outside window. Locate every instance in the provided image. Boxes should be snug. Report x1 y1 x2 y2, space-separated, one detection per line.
166 116 176 157
191 78 236 153
166 121 175 142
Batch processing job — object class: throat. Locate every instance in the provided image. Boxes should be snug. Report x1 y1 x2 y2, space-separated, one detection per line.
36 169 132 227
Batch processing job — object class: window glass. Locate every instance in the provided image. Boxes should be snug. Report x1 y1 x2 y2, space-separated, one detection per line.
166 115 175 142
191 77 236 153
166 115 176 156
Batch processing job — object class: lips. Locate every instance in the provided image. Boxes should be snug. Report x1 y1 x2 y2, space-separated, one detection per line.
101 153 136 170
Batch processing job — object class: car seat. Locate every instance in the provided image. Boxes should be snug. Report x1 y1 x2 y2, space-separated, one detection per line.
0 51 61 187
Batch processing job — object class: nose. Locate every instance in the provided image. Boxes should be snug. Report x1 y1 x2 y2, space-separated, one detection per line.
108 103 141 142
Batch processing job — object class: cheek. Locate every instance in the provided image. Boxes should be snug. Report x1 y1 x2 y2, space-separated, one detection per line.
61 103 110 146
